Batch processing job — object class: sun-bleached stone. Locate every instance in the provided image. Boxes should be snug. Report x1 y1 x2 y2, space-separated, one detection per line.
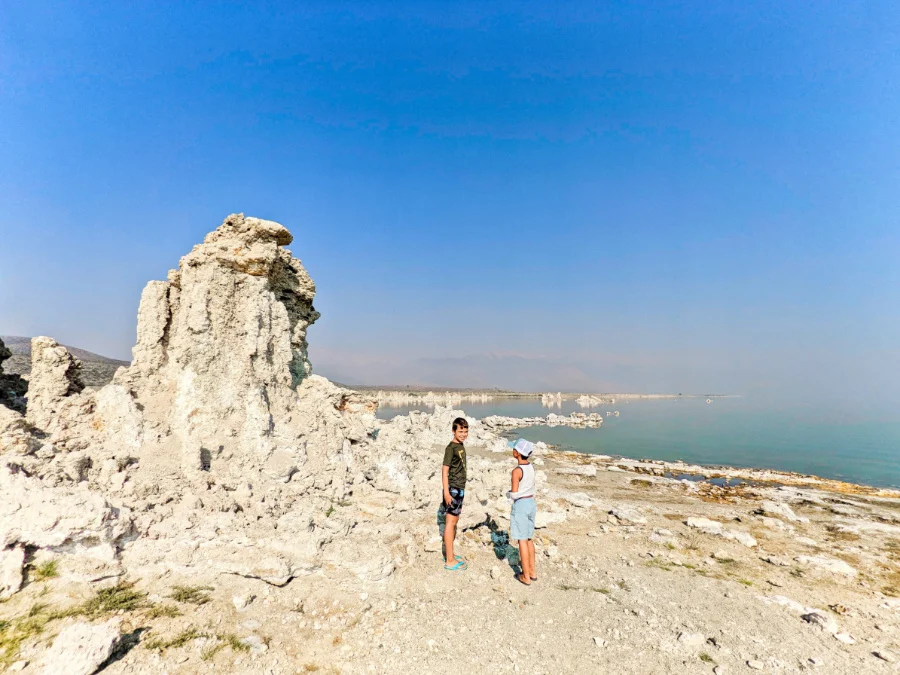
0 464 130 556
795 555 858 578
40 619 120 675
111 214 353 478
26 336 85 430
0 545 25 600
686 517 757 547
0 406 39 456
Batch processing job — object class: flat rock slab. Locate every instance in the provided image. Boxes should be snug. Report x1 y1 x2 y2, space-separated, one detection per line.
610 506 647 525
756 500 809 523
40 619 120 675
795 555 858 578
685 517 757 547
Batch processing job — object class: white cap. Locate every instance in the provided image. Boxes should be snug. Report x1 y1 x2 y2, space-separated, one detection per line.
508 438 534 457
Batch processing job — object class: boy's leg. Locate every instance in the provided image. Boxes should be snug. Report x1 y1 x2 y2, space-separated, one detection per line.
517 540 532 583
527 539 536 579
443 513 458 563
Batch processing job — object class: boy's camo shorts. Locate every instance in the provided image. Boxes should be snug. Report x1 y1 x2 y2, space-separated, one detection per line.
442 487 465 516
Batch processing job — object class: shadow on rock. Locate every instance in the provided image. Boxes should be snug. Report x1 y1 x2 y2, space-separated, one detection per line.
101 626 149 668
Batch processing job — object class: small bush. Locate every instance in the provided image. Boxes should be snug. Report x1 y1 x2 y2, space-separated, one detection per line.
144 604 182 619
170 585 213 605
200 633 250 661
30 560 59 582
144 627 206 651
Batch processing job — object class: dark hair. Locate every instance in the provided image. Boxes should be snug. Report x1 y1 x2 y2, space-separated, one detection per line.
452 417 468 431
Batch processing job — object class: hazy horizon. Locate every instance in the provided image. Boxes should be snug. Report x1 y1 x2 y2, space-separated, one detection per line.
2 3 897 406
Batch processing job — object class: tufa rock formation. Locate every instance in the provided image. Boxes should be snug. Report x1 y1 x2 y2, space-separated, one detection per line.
114 213 332 479
0 214 513 614
0 336 28 412
26 336 85 430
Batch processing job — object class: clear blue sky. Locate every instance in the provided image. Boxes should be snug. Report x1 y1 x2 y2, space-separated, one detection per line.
1 2 897 398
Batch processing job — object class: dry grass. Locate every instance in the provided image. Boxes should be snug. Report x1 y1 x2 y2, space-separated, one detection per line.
0 603 54 668
78 583 148 616
28 560 59 582
145 627 206 651
645 558 675 572
200 633 250 661
880 568 900 597
825 526 861 542
169 585 213 605
0 582 182 666
143 604 182 619
834 551 862 567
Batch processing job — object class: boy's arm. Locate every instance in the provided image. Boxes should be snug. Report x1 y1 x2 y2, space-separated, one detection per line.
507 466 522 500
511 466 521 493
442 465 452 505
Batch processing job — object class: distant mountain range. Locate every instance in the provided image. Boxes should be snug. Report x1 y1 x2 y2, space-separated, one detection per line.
1 336 129 365
1 336 129 388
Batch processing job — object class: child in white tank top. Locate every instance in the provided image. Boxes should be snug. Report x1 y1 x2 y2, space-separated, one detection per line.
506 438 538 585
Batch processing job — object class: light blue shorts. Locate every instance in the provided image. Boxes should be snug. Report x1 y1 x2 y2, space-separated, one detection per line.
510 498 536 540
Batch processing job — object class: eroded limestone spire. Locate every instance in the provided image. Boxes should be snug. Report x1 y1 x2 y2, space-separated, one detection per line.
117 213 323 475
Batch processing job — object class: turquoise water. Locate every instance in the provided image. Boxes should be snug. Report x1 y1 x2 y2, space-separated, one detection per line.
377 397 900 489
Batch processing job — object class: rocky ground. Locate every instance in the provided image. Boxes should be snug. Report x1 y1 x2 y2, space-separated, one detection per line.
3 215 899 675
4 446 900 674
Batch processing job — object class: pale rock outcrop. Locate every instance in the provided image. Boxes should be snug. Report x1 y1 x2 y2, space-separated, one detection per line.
0 214 568 594
541 392 562 408
611 505 648 525
802 609 840 634
113 213 342 478
0 405 40 456
40 619 121 675
0 465 131 583
482 411 603 430
377 391 494 407
576 394 605 407
794 555 858 578
0 336 28 412
26 336 85 429
755 500 809 523
21 337 100 454
685 517 757 548
0 544 25 600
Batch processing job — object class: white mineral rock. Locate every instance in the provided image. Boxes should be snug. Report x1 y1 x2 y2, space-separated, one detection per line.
0 545 25 600
40 619 120 675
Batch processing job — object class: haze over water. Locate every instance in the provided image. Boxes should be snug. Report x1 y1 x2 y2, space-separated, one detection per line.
378 397 900 489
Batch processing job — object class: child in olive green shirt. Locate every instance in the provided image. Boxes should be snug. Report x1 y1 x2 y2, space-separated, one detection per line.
441 417 468 571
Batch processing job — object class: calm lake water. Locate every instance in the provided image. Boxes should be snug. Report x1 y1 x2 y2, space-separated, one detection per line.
377 397 900 489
